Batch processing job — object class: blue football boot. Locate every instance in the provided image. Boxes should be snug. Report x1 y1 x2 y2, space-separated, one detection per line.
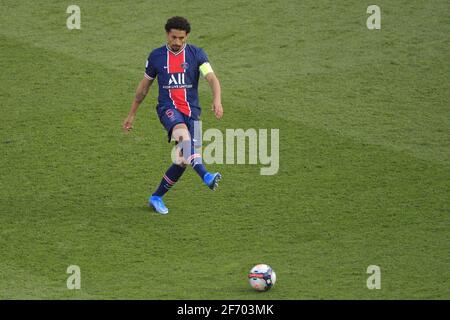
149 195 169 215
203 172 222 191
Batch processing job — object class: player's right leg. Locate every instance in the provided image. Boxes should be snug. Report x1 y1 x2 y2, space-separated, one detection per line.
149 109 187 214
149 161 186 214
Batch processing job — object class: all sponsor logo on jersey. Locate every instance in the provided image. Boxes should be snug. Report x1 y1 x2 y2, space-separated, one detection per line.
163 73 193 89
168 73 185 85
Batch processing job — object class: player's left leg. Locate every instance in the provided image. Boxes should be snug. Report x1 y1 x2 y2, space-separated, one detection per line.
172 123 222 190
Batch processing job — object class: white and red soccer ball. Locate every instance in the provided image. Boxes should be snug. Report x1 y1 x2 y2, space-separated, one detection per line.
248 264 276 291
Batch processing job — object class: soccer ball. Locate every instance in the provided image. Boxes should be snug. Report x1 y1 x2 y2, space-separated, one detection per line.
248 264 276 291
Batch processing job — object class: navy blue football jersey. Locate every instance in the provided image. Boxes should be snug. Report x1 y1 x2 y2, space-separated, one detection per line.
145 44 213 120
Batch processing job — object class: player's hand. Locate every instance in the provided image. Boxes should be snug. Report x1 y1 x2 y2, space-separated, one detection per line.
122 115 134 133
212 100 223 119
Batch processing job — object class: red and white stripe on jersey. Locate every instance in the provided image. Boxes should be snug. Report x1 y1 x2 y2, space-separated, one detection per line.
167 46 191 117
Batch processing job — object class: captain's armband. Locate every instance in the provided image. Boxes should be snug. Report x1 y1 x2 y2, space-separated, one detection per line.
199 62 213 77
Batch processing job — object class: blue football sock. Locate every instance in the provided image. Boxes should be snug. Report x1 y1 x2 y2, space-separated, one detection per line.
179 140 208 179
152 164 186 197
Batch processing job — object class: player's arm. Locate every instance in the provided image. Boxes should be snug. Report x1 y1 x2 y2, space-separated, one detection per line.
203 65 223 119
122 77 154 133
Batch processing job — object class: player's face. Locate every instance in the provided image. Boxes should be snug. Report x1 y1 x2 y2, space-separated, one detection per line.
166 29 188 52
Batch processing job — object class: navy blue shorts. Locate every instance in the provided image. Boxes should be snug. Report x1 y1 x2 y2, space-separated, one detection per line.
157 107 201 147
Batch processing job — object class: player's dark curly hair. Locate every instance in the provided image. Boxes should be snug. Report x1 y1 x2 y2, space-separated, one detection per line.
165 16 191 34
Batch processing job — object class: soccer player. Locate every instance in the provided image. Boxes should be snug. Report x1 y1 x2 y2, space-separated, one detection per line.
122 16 223 215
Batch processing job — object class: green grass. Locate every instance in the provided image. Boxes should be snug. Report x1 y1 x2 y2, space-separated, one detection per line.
0 0 449 299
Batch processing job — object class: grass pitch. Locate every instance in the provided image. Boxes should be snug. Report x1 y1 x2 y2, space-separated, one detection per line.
0 0 449 299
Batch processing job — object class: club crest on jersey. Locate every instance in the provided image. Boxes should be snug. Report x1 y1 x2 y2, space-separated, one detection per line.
168 73 185 85
181 62 189 70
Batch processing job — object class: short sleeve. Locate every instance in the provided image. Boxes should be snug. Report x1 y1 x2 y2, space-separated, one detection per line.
197 48 214 77
197 48 209 66
144 53 157 80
